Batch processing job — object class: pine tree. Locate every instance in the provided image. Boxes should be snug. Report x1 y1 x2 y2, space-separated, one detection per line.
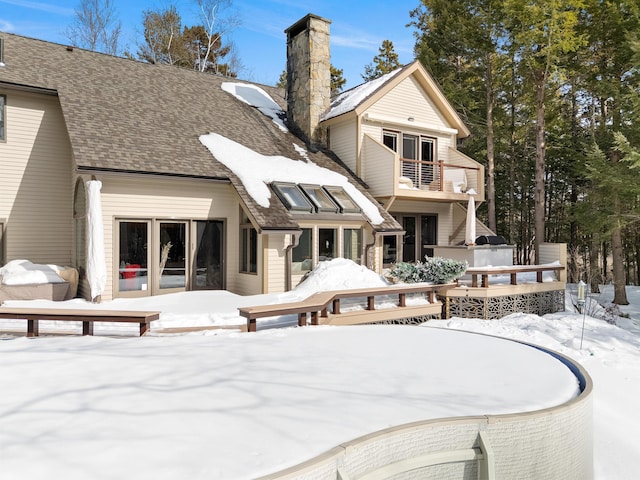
362 40 401 81
330 65 346 95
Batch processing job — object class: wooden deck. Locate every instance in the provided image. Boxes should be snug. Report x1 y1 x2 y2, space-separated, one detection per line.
239 284 448 332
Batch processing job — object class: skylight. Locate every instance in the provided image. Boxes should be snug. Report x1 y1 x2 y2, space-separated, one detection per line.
271 182 313 212
300 184 339 213
323 187 361 213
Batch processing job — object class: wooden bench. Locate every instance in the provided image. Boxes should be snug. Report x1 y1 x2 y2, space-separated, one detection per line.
239 284 445 332
0 307 160 337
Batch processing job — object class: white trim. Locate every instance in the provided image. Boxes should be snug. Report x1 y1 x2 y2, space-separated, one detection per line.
363 112 459 136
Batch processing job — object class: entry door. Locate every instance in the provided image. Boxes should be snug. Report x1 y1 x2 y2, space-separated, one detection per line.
421 215 437 259
193 220 224 290
156 221 188 294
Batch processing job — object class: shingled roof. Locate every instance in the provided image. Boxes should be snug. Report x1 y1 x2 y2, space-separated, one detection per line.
0 32 401 233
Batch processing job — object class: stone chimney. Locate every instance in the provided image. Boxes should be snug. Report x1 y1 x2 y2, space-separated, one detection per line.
285 14 331 148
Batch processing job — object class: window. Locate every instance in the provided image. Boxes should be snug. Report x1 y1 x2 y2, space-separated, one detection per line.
118 221 150 292
384 130 437 188
240 210 258 274
324 186 360 213
292 228 312 273
318 228 336 261
0 95 5 142
272 182 313 212
343 228 362 264
383 131 398 151
383 235 398 266
300 184 338 212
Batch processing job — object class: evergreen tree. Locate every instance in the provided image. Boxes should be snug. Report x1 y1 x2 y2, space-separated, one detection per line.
362 40 401 81
330 65 347 95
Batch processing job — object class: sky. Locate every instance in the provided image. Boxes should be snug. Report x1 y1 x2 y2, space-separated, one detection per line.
0 0 420 89
3 257 638 479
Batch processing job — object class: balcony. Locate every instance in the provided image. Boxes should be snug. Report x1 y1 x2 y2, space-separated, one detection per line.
362 134 485 202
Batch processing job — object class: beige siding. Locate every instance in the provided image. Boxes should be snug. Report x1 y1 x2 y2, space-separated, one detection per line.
362 135 396 196
98 176 244 300
388 200 454 246
328 119 357 173
0 89 73 265
264 233 288 293
367 76 451 132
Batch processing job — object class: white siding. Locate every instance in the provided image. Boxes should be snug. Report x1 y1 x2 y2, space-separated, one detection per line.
0 90 73 265
328 119 357 173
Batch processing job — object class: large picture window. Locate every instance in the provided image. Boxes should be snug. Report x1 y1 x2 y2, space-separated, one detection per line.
0 95 6 141
240 210 257 274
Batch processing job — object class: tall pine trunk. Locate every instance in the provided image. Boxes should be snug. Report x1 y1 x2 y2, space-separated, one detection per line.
534 79 546 265
486 54 496 233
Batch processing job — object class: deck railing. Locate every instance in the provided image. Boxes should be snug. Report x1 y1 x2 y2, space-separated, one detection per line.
465 264 565 288
400 159 479 192
238 283 448 332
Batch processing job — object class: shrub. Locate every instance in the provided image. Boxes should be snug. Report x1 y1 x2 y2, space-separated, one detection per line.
387 257 468 284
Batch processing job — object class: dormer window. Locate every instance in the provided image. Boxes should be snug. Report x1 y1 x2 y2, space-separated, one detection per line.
271 182 314 212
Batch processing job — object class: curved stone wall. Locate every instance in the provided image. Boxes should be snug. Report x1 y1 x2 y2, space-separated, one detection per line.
257 338 593 480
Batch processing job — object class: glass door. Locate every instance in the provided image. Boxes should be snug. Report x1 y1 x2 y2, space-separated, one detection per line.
402 216 416 262
421 214 437 259
157 221 188 293
193 220 224 290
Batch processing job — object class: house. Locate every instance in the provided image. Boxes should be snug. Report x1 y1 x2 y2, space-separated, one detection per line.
0 14 490 302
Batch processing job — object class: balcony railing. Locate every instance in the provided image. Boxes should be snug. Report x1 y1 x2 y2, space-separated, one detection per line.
400 159 480 193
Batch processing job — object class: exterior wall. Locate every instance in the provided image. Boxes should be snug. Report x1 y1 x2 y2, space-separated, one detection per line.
257 342 593 480
539 243 567 282
450 202 494 245
326 118 357 173
366 76 451 130
0 89 72 266
388 200 454 246
264 233 288 294
96 175 258 301
361 135 395 196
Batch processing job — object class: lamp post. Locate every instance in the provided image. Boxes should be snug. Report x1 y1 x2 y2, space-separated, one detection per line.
577 280 587 349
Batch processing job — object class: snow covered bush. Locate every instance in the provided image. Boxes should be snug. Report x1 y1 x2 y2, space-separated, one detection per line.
387 257 468 284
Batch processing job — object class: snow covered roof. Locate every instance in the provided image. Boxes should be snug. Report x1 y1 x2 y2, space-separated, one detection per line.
322 67 403 122
321 60 471 138
0 32 400 233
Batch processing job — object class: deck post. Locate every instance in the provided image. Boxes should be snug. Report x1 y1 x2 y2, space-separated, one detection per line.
367 296 374 310
248 318 257 332
298 312 307 327
398 293 406 307
27 319 39 337
82 321 94 336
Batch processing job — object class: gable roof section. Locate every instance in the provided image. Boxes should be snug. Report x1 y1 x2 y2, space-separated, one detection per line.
322 60 471 139
0 32 400 233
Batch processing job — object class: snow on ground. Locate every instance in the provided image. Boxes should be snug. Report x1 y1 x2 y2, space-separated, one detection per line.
1 259 640 479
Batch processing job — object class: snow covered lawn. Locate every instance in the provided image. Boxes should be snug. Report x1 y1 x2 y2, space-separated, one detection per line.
1 260 639 479
0 326 579 480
